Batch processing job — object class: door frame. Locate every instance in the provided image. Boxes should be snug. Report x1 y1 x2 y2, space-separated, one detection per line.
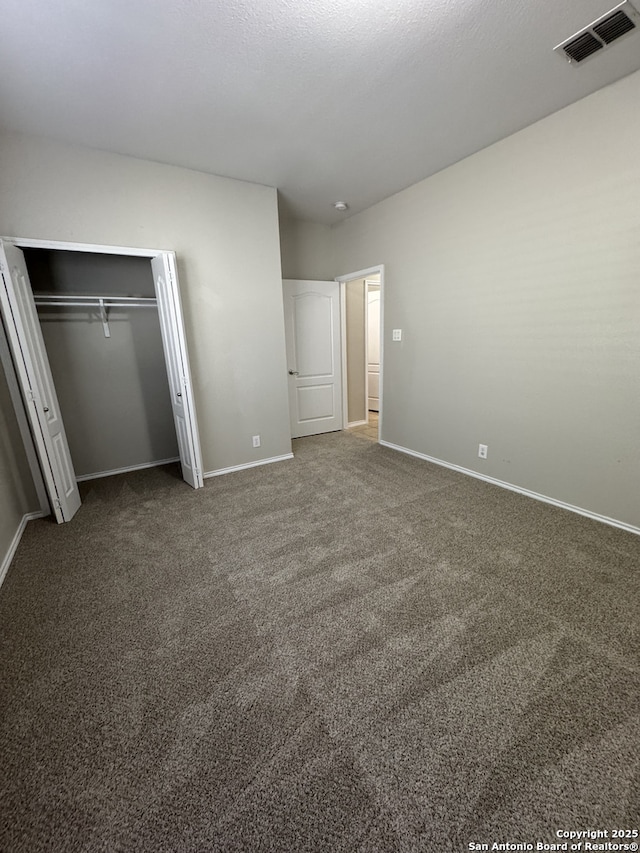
335 264 385 438
0 236 204 513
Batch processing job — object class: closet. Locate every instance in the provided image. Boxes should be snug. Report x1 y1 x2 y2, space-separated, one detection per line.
0 238 203 524
26 249 178 481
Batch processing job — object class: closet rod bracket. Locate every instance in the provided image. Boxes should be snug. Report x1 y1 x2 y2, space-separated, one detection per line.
98 298 111 338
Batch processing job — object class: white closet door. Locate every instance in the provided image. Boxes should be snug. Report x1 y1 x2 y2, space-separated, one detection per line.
0 240 81 523
151 253 203 489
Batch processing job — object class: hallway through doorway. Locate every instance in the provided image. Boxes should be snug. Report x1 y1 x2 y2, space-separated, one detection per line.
348 412 378 442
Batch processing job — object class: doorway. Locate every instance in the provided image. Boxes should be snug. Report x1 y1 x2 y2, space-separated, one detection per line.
281 267 384 443
0 237 204 523
337 265 384 443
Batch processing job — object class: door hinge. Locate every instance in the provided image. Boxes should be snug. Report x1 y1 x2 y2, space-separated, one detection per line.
54 499 62 509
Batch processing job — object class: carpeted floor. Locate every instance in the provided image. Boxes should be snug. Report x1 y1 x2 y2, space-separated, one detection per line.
1 431 639 852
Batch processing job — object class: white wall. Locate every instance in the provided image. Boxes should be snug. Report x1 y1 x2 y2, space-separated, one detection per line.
279 217 335 281
0 130 292 480
333 71 640 530
0 357 39 579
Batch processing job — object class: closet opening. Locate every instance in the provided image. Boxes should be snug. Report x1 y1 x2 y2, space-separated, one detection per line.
26 250 179 484
0 238 203 524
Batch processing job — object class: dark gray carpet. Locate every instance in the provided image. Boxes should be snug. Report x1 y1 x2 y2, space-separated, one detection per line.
1 432 639 852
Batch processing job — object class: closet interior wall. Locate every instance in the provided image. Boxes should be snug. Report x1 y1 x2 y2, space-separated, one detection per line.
24 250 178 480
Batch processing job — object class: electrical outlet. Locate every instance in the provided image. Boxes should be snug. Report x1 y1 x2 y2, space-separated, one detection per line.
478 444 488 459
392 329 402 342
252 435 261 448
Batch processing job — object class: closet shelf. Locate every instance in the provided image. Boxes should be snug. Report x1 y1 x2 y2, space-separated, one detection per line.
34 294 158 338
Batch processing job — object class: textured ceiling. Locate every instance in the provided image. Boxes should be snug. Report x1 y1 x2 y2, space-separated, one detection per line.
1 0 640 224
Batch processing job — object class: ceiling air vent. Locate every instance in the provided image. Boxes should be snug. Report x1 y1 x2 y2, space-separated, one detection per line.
555 0 639 64
593 9 636 42
562 32 604 62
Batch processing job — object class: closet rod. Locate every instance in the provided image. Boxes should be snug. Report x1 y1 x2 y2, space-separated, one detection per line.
33 294 158 339
33 294 157 308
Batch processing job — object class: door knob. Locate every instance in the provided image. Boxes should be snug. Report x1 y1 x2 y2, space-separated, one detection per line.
43 406 50 412
288 370 299 375
176 392 182 397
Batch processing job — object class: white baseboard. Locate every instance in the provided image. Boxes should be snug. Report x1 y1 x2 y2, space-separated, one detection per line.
76 457 180 482
380 440 640 537
347 420 368 428
204 453 294 479
0 510 48 589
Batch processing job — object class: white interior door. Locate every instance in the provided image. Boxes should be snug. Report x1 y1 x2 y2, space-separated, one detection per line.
151 253 203 489
0 240 81 523
367 288 381 412
283 279 343 438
